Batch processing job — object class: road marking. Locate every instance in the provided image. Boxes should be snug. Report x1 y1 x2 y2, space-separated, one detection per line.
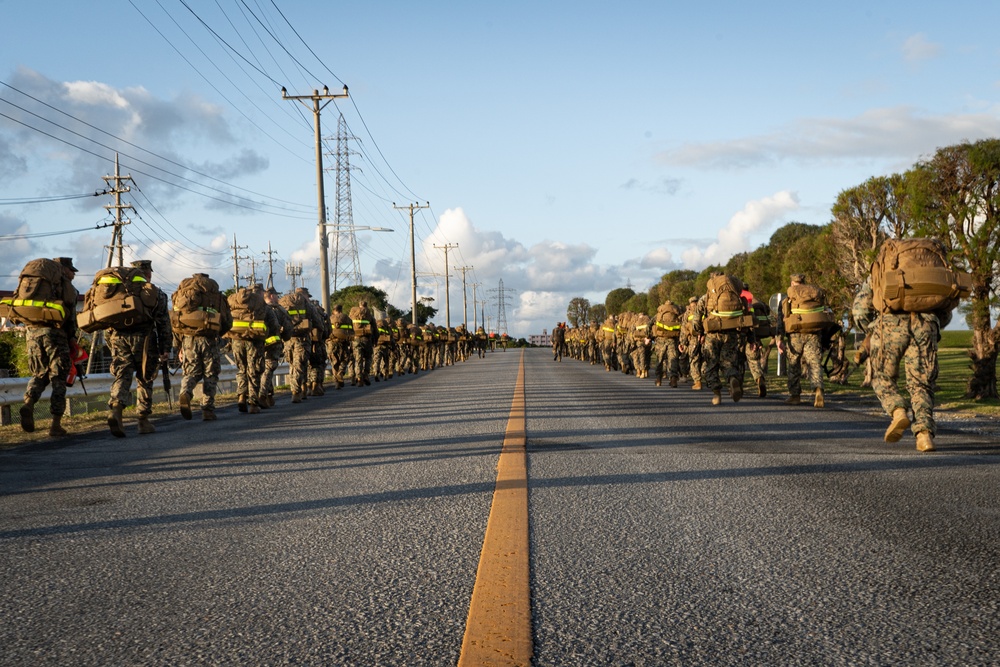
458 350 532 667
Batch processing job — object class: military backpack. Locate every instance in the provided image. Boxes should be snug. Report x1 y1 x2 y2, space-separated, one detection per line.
77 266 158 333
782 282 836 334
0 258 69 326
870 238 971 314
653 302 683 339
227 287 270 340
279 292 313 335
170 273 226 336
704 274 753 332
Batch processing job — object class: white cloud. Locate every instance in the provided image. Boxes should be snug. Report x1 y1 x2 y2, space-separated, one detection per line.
902 33 942 63
657 106 1000 169
681 191 800 269
639 247 676 270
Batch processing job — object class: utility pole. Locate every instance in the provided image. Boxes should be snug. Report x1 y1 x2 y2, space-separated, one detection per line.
282 85 349 314
263 242 279 291
433 243 458 329
454 265 473 327
329 113 361 293
102 153 134 267
285 262 302 291
88 153 135 375
231 234 248 289
394 202 429 325
471 282 481 331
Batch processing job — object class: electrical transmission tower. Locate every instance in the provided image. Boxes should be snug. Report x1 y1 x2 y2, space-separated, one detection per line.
330 113 361 292
488 278 516 335
102 153 134 267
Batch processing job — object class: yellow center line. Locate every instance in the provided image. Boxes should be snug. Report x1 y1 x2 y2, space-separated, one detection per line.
458 350 532 667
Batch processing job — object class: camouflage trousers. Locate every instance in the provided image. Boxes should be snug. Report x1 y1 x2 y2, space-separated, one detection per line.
308 340 327 386
24 326 71 416
327 339 351 385
352 338 373 382
871 313 939 436
681 333 703 384
179 335 222 409
702 332 743 392
600 341 616 369
231 338 265 406
744 342 766 384
284 336 311 395
261 341 284 401
631 340 651 374
108 331 156 415
373 343 392 378
653 337 680 382
785 333 823 397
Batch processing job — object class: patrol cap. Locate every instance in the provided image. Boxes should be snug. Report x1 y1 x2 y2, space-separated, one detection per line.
296 286 311 296
54 257 78 272
130 259 153 272
265 286 279 295
688 296 698 303
790 273 806 284
252 282 264 291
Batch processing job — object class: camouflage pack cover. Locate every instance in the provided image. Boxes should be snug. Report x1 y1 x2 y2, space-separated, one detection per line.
227 287 269 339
77 266 158 333
170 274 225 336
0 258 68 326
653 302 683 339
870 238 972 314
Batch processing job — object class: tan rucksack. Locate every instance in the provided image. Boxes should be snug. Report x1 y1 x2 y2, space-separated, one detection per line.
0 258 68 326
279 291 313 335
751 301 775 339
227 287 270 339
350 305 374 335
170 274 226 336
870 238 972 314
77 266 158 332
782 282 835 334
704 274 753 332
653 302 682 339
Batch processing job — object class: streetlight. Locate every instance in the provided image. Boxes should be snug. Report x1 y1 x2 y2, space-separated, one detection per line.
323 224 394 294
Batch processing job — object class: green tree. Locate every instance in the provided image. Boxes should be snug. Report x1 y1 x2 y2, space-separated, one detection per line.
908 139 1000 399
605 287 636 315
622 292 650 315
330 284 392 312
588 303 608 324
0 331 28 377
566 297 591 327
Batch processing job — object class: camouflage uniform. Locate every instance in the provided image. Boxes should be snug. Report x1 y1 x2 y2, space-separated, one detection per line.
680 297 703 389
853 278 945 442
230 291 279 411
20 257 78 433
781 276 824 404
307 300 330 394
630 313 652 378
283 288 323 401
261 290 293 405
351 302 376 384
552 323 566 361
600 316 617 371
699 281 752 403
173 273 232 420
327 305 354 389
107 262 171 435
652 301 683 387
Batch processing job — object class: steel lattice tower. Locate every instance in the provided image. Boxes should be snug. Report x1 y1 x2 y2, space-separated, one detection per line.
490 278 515 335
332 113 361 292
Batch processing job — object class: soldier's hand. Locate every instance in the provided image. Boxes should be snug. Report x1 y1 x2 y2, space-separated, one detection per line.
678 344 686 353
159 352 169 363
177 350 184 363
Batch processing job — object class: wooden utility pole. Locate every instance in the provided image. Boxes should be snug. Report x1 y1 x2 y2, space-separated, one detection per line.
434 243 458 329
394 202 429 325
453 264 473 327
282 85 349 314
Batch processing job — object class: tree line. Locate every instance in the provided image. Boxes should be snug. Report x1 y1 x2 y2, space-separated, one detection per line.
565 138 1000 400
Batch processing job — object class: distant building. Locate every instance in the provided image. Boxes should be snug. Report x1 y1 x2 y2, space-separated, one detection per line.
529 329 551 347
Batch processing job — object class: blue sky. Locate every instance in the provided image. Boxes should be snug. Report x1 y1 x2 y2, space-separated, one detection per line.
3 1 999 336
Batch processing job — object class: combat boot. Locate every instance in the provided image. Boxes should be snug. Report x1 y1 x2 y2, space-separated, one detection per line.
915 431 936 452
711 389 722 406
137 415 155 434
202 408 217 421
784 395 801 406
179 392 193 420
249 404 261 415
48 415 67 437
884 407 910 443
108 404 126 438
669 376 678 388
19 398 35 433
730 377 743 403
238 395 248 413
757 377 767 398
691 380 702 391
813 387 825 408
291 391 302 404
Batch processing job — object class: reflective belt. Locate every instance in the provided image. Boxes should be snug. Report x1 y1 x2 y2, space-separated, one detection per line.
232 320 266 331
287 309 306 316
711 310 744 317
791 307 826 314
353 319 370 325
602 327 615 332
98 275 146 284
338 324 353 330
655 321 680 331
265 334 282 345
2 298 66 318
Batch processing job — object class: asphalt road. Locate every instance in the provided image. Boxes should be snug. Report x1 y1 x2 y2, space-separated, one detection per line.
1 348 998 666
